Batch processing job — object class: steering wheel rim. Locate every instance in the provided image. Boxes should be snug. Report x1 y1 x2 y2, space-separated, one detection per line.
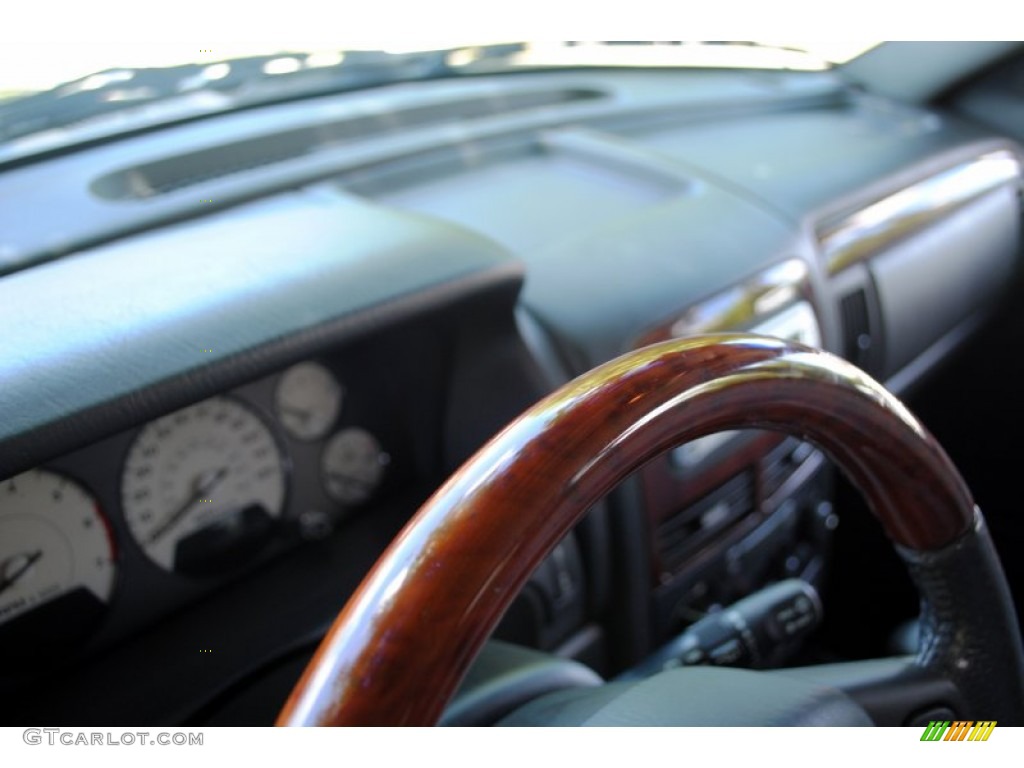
277 334 1024 726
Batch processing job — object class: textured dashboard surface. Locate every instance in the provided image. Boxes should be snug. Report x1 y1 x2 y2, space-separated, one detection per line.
0 191 520 478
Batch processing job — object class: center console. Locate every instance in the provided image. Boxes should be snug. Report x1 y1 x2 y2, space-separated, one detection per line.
633 259 837 648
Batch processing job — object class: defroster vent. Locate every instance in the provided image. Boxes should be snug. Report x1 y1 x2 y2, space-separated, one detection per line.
91 87 605 200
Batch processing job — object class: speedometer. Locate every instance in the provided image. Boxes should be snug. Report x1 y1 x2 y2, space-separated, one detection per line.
122 396 287 576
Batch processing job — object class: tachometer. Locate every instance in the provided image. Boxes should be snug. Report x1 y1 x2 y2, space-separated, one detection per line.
121 397 287 575
0 469 116 638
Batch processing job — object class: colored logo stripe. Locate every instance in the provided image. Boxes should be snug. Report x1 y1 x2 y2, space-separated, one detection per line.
944 721 973 741
968 721 997 741
920 720 996 741
921 721 949 741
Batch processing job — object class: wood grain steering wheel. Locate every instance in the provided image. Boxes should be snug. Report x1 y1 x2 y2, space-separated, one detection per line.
277 335 1024 726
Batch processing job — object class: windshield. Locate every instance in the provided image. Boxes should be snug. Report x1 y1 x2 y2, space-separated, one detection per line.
0 41 879 158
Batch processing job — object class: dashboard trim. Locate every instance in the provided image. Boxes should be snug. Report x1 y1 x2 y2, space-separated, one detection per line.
635 258 816 345
818 150 1023 275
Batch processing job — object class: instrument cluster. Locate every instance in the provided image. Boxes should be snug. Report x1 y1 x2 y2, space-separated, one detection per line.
0 360 393 659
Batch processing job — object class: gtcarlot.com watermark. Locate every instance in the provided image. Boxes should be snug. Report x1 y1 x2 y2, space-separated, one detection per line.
23 729 203 746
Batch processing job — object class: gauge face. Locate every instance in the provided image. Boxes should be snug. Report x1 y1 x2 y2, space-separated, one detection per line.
122 397 287 574
321 427 388 505
0 469 115 628
275 362 343 441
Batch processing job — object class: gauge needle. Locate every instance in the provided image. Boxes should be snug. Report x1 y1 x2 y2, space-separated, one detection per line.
0 550 43 595
279 405 312 424
326 472 374 491
148 466 229 545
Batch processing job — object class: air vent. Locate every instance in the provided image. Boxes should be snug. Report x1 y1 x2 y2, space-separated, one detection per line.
760 438 799 500
91 87 605 199
839 287 877 372
655 471 754 575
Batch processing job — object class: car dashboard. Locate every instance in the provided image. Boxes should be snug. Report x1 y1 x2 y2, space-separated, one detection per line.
1 63 1022 725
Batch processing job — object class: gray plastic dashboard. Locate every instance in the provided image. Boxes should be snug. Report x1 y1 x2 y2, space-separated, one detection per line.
1 62 1023 726
2 64 1021 507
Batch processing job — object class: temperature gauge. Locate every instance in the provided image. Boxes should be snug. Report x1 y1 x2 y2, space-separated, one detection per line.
321 427 389 505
